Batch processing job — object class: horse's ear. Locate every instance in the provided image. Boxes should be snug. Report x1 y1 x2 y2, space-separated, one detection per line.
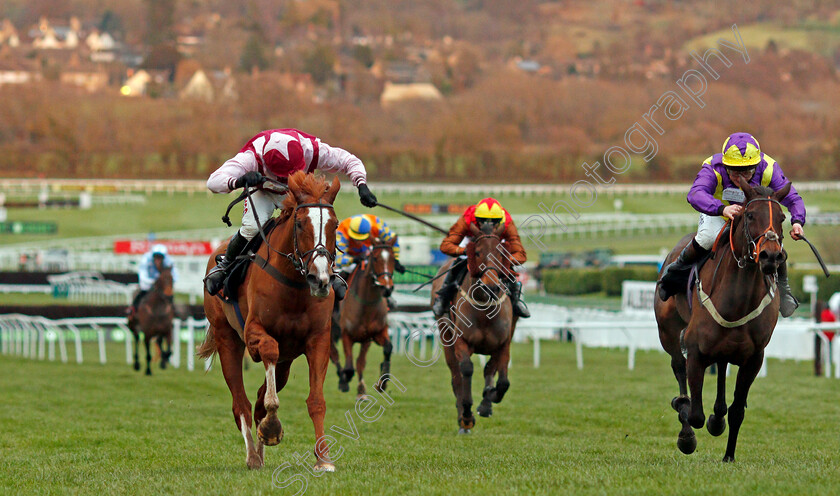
493 220 505 236
738 176 756 201
387 235 398 246
324 176 341 204
773 181 792 202
468 222 481 237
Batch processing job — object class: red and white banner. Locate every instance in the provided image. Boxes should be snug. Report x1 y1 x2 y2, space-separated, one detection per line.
113 240 214 256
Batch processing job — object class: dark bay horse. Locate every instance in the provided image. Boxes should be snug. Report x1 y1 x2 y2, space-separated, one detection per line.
330 237 396 398
129 267 174 376
430 222 516 434
199 171 340 471
655 180 791 462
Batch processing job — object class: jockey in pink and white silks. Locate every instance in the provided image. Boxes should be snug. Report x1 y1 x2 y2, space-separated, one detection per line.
657 132 806 317
203 129 378 295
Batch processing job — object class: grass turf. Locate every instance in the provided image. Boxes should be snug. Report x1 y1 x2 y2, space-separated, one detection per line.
1 340 838 495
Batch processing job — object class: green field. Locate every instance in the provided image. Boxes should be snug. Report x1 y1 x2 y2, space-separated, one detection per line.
2 188 839 265
1 341 838 495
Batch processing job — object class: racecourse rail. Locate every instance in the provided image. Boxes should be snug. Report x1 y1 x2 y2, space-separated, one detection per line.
3 306 838 378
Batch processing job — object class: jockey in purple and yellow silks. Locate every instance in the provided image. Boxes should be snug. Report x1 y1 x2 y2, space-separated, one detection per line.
657 132 806 317
333 214 403 308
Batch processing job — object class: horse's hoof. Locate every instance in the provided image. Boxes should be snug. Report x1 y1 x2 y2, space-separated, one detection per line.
313 460 336 473
338 382 349 393
722 454 735 463
457 428 471 435
246 452 264 470
477 401 493 418
707 415 726 437
671 396 689 412
145 369 152 376
257 417 284 446
677 433 697 455
357 394 371 401
133 363 140 371
374 381 387 393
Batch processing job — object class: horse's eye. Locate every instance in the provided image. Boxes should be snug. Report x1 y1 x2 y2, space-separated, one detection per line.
746 212 754 220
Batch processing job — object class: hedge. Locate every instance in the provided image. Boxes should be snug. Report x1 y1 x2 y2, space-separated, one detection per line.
542 267 659 296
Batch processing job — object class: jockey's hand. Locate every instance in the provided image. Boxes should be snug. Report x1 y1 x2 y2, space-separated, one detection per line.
235 171 266 189
790 223 804 240
394 260 406 274
723 204 743 220
358 183 378 207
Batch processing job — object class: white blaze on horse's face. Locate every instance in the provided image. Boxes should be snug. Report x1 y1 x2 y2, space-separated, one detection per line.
306 207 331 293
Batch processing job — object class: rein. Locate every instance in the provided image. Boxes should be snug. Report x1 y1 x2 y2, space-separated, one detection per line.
701 196 783 327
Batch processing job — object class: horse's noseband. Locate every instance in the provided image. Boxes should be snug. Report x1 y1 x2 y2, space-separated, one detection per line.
282 202 336 276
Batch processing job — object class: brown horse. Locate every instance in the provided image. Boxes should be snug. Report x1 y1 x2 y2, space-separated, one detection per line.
330 237 396 397
199 171 340 471
129 267 174 376
431 222 517 434
655 180 791 462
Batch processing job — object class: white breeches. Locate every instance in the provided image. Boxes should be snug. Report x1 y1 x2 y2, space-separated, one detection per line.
695 213 727 250
240 190 285 240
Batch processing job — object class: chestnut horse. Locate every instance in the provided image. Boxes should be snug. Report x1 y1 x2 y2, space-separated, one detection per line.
655 180 791 462
199 172 340 471
129 267 174 376
330 237 396 397
430 222 516 434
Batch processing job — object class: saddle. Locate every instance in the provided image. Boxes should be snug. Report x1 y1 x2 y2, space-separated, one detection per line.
216 218 278 303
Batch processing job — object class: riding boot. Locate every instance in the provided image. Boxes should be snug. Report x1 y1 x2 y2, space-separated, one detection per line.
432 262 464 318
204 232 249 296
333 270 351 301
506 279 531 318
658 239 709 301
777 259 799 318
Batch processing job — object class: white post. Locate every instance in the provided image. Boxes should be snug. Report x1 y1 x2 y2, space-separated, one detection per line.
628 341 636 371
68 324 83 364
758 354 768 378
57 327 68 363
171 319 181 369
419 326 427 360
479 354 486 367
533 336 540 368
186 318 195 372
817 331 831 379
96 325 106 364
573 329 584 370
120 324 133 364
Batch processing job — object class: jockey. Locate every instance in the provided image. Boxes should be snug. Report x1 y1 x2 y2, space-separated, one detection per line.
431 198 529 319
203 128 378 295
132 244 178 312
657 132 805 317
334 214 404 309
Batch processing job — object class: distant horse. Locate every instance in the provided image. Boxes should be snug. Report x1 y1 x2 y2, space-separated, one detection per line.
430 221 516 434
129 267 174 376
199 171 340 471
330 237 396 397
655 180 791 462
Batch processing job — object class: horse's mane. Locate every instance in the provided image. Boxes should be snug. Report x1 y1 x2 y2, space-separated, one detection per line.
751 185 774 198
280 171 332 217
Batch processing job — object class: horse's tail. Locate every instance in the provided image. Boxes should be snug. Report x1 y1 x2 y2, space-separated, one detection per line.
196 326 217 360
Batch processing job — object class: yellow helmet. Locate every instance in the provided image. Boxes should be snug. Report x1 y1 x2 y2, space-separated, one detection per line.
474 198 505 220
348 215 372 241
721 132 761 167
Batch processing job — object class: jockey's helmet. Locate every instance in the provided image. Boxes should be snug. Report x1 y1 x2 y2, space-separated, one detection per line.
151 244 168 257
348 215 372 241
721 132 761 167
474 198 505 225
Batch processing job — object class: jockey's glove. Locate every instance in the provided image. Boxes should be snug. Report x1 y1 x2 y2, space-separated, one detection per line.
235 171 266 189
394 260 406 274
358 183 378 207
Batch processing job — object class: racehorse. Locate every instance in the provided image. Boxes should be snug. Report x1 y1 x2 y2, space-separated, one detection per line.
330 237 396 397
430 221 516 434
654 179 791 462
198 171 340 471
129 267 174 376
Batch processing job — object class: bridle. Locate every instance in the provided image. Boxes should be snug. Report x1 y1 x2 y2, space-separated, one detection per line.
367 244 394 286
468 233 510 287
731 197 784 269
243 183 336 277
